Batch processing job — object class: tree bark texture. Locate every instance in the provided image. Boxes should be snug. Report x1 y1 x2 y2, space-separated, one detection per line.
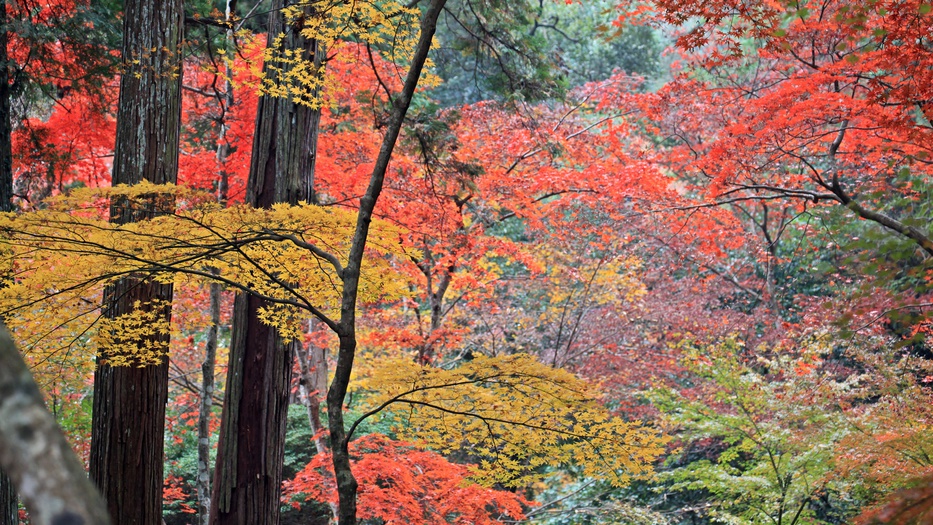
0 8 18 521
88 0 183 522
197 282 221 525
326 2 447 523
210 293 292 525
296 329 328 454
209 4 319 524
0 0 12 213
0 323 112 525
0 473 14 525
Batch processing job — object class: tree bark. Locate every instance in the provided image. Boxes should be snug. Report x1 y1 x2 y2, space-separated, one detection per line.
296 327 328 454
196 282 221 525
0 322 112 525
88 0 183 522
0 474 14 525
0 5 19 522
326 2 446 523
209 3 318 524
0 0 13 213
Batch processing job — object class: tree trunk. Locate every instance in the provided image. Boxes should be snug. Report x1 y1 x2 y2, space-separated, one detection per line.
209 4 319 524
0 6 19 523
326 3 446 523
0 474 14 525
88 0 183 522
296 326 328 454
196 5 237 521
210 293 292 525
0 0 13 213
0 322 112 525
196 282 221 525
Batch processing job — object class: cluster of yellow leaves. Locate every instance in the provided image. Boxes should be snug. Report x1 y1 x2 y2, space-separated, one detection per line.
240 0 438 108
536 246 646 308
0 183 413 363
359 353 669 487
96 300 172 367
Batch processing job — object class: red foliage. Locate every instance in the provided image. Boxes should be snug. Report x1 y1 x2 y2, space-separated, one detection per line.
284 435 529 524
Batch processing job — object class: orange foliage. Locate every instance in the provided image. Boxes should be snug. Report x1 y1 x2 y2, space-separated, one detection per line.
284 434 529 524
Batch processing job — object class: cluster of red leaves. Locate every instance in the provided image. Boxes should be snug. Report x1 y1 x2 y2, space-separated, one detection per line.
163 474 196 514
283 434 529 524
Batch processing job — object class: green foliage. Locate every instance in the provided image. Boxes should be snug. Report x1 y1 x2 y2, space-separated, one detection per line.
430 0 663 104
647 338 853 525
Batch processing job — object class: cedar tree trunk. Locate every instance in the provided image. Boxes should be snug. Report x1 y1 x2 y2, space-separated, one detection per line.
88 0 183 522
209 3 319 524
0 6 18 521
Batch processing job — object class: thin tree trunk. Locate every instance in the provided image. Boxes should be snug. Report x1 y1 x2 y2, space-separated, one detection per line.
88 0 183 522
327 3 446 523
0 0 13 213
196 4 237 522
0 322 112 525
296 319 328 454
196 282 221 525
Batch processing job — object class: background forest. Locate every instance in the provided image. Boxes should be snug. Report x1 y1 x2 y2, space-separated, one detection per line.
0 0 932 524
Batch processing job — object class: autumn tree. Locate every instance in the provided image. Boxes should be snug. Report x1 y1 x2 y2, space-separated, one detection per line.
208 0 312 521
284 434 528 524
623 0 933 315
0 0 116 516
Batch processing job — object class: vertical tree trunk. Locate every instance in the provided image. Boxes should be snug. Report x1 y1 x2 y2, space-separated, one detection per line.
0 0 13 213
326 3 446 524
0 476 14 525
1 6 20 521
209 4 319 524
196 282 221 525
88 0 183 522
295 324 328 454
295 33 326 450
0 5 19 521
196 4 237 523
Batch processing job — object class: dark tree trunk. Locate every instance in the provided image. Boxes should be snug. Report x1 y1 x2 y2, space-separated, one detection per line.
0 323 112 525
1 6 19 521
210 293 292 525
0 0 12 214
88 0 183 522
326 3 447 524
0 474 14 525
209 4 319 525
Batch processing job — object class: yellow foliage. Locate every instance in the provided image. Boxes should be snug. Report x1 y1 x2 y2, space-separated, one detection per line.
359 353 668 487
97 300 172 367
534 246 646 307
0 183 413 365
244 0 440 108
